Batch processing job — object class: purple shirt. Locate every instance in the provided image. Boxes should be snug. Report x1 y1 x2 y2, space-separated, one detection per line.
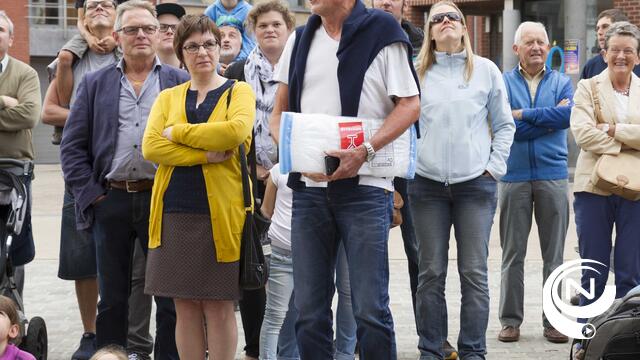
0 344 36 360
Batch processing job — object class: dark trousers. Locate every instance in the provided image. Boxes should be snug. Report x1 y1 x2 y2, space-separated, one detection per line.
240 288 266 358
394 177 418 320
574 192 640 304
92 188 178 360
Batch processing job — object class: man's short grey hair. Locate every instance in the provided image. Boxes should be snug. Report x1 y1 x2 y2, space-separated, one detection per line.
114 0 158 31
0 11 14 36
604 21 640 54
514 21 549 45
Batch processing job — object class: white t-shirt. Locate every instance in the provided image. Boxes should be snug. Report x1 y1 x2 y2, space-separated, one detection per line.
273 27 419 191
267 164 293 251
613 91 629 124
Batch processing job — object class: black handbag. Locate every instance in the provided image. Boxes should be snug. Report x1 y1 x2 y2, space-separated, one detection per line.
228 81 270 290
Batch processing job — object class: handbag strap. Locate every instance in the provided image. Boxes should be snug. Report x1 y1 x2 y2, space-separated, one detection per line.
239 144 252 214
225 82 251 214
590 78 604 124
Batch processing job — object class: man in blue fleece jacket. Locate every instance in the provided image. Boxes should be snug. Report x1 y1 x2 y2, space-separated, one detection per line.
498 21 573 345
204 0 256 60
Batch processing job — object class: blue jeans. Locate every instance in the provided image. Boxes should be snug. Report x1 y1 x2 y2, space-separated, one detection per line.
335 243 356 360
574 192 640 305
394 177 419 320
291 185 396 359
260 246 299 360
409 175 497 360
92 189 178 360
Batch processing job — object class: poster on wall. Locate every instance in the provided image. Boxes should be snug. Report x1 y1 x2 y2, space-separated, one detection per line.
564 39 580 75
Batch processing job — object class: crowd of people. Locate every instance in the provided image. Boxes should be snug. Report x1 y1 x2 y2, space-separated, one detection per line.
1 0 640 359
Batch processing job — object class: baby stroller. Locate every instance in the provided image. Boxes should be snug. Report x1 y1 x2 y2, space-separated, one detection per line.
0 159 47 359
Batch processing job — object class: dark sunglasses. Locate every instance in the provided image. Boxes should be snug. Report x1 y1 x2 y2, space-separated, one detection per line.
430 12 462 24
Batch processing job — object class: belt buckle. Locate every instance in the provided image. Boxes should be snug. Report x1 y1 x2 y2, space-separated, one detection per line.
125 180 138 193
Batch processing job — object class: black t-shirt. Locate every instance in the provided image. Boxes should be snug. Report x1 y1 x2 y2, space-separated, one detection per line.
581 54 640 79
75 0 128 9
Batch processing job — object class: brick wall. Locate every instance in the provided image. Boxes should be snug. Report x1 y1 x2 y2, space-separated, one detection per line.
1 0 30 64
614 0 640 26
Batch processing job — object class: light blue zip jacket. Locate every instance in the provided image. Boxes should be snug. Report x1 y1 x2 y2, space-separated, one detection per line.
416 51 515 184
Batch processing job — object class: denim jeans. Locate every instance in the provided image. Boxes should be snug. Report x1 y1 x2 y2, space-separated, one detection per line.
335 243 356 360
260 246 299 360
394 177 419 320
92 189 178 360
291 185 396 359
409 175 497 360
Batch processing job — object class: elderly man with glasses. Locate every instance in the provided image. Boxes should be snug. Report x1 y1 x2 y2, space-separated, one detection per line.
60 0 189 356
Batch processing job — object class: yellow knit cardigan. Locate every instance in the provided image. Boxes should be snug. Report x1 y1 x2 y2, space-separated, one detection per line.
142 80 256 262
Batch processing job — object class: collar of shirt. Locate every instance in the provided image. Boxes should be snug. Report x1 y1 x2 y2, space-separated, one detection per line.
0 54 9 74
518 63 545 82
116 56 162 75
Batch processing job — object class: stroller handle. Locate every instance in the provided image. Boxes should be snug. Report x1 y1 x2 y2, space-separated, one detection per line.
0 159 34 177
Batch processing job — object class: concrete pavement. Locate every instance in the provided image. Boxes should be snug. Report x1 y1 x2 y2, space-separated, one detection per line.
23 164 581 359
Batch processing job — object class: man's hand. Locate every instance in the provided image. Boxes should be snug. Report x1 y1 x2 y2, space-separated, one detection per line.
206 150 234 163
512 109 523 120
162 126 174 141
0 96 19 109
325 146 367 181
557 98 570 107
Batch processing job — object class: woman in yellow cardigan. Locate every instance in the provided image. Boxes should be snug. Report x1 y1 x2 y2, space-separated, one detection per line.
141 15 255 360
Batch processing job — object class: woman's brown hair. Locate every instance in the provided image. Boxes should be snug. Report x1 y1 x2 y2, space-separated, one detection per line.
246 0 296 33
173 14 221 66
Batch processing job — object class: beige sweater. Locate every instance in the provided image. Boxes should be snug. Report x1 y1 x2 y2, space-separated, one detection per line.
571 70 640 195
0 56 41 160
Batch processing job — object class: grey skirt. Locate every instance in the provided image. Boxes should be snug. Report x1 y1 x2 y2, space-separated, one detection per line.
145 212 240 300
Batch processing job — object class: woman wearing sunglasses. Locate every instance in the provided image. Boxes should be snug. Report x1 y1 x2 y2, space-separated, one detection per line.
409 1 515 359
142 15 255 360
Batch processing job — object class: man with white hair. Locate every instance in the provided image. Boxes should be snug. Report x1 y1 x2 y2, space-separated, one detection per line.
498 21 573 344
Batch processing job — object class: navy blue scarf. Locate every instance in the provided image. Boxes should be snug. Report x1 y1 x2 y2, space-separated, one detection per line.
287 0 420 117
286 1 420 190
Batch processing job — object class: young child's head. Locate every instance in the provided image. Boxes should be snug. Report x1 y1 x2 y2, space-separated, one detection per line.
0 296 20 345
89 345 128 360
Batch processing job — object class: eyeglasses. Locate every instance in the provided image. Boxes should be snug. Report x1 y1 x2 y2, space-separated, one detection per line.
430 12 462 25
607 48 638 56
159 24 178 33
183 41 219 54
116 25 158 36
86 0 115 11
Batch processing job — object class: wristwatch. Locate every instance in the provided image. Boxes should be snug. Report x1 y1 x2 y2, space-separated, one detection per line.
601 123 610 134
362 142 376 162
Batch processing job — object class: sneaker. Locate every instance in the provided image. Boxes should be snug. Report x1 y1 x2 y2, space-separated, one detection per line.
128 353 151 360
443 340 458 359
71 332 97 360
